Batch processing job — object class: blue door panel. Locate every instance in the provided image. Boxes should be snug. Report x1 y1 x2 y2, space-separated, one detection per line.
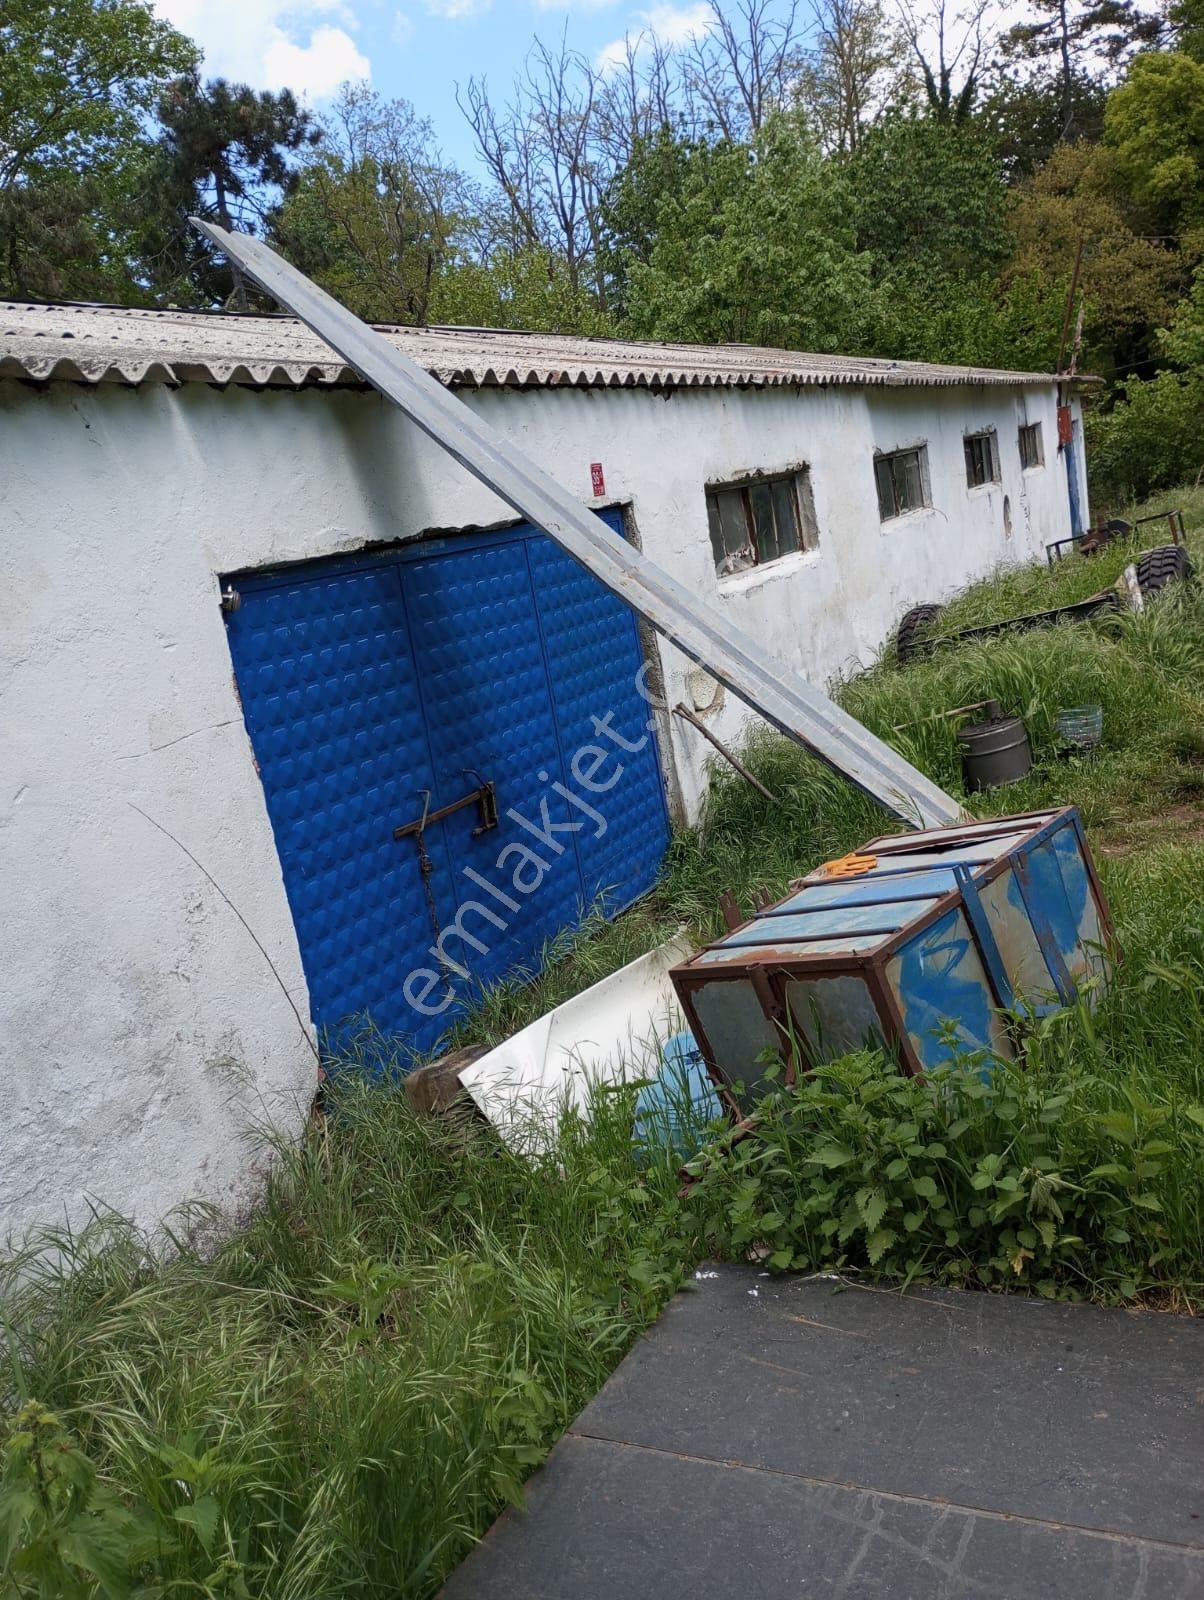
400 538 587 990
527 522 670 911
224 515 671 1058
224 564 451 1043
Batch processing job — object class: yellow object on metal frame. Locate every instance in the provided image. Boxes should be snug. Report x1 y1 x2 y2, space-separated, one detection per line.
817 852 878 879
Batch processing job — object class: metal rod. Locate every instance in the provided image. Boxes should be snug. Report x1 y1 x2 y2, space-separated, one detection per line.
191 220 964 831
394 782 496 839
1056 236 1085 376
672 702 780 803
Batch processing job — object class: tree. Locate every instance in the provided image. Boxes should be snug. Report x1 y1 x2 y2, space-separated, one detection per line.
460 34 607 307
1006 139 1185 376
795 0 909 154
0 0 195 298
1005 0 1163 142
897 0 992 124
598 129 694 319
979 67 1107 177
679 0 808 139
1170 0 1204 60
431 245 611 333
620 115 877 351
1104 51 1204 230
150 75 319 307
271 85 477 326
848 115 1009 275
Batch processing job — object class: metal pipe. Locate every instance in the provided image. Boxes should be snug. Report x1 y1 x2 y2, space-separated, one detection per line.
672 702 780 803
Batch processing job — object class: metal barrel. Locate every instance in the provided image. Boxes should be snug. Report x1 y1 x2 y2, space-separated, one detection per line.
958 715 1032 791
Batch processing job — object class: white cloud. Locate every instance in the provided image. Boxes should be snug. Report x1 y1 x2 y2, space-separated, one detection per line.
153 0 370 99
533 0 617 13
595 1 712 71
640 1 711 44
425 0 489 17
391 8 415 44
263 24 369 95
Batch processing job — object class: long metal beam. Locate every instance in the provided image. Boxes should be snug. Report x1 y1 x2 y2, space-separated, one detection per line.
193 219 963 829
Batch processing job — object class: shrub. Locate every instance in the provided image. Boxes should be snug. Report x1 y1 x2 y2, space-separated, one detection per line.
1086 370 1204 502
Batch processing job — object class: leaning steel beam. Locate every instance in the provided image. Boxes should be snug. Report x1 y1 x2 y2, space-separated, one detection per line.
194 219 963 829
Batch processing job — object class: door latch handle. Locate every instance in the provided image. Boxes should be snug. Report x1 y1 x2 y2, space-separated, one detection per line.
394 779 498 841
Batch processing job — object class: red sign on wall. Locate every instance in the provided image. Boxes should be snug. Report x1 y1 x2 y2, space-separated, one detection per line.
590 462 606 497
1057 405 1073 447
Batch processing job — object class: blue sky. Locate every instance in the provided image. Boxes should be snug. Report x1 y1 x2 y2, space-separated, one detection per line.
152 0 715 170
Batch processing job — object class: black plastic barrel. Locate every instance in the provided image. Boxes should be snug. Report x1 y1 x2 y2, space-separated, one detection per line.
958 713 1032 791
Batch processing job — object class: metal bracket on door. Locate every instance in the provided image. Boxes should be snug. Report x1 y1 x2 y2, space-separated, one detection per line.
393 776 498 842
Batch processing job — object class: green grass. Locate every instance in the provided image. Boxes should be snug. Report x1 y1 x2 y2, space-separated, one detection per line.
1 1088 700 1599
5 487 1204 1598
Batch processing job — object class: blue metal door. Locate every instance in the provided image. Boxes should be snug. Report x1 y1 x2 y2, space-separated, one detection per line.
224 512 669 1057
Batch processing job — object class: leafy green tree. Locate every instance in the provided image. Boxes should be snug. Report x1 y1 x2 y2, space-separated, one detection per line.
598 129 694 321
0 0 195 298
1170 0 1204 59
1004 0 1162 143
847 116 1010 276
272 86 477 326
1104 51 1204 229
1086 368 1204 497
430 245 612 333
1006 140 1187 376
618 116 877 351
979 69 1107 178
149 74 319 307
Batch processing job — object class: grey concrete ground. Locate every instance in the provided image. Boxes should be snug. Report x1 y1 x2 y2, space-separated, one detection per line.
440 1267 1204 1598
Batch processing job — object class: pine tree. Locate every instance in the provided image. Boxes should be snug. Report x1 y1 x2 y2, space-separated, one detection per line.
151 75 319 308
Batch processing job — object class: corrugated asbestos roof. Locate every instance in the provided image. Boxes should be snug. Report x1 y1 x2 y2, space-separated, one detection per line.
0 300 1072 393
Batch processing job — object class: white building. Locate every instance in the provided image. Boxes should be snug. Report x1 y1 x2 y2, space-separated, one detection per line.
0 303 1089 1245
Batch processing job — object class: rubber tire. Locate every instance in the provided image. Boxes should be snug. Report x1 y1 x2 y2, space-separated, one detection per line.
896 603 946 666
1135 543 1193 595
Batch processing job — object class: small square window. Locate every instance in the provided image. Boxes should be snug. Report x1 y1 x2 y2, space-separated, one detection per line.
1019 422 1044 471
706 469 817 577
964 429 1000 489
875 446 930 521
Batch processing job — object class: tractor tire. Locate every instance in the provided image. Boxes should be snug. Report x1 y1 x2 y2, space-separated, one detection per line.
1135 543 1193 595
896 603 946 666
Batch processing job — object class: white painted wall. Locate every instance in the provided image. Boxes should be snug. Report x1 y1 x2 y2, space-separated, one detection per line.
0 373 1074 1244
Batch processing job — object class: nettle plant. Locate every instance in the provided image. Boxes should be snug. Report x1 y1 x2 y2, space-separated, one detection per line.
682 1011 1204 1300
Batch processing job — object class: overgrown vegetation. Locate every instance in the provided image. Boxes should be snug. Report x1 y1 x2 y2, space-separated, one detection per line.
1 1087 696 1598
6 497 1204 1597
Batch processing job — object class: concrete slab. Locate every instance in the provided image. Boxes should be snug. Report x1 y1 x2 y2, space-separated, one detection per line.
440 1267 1204 1599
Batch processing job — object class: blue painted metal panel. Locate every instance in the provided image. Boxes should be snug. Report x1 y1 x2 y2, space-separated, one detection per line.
885 907 1014 1071
1052 824 1108 986
527 511 670 912
224 514 670 1054
719 900 936 946
399 535 585 988
223 562 447 1047
776 869 957 912
976 865 1061 1016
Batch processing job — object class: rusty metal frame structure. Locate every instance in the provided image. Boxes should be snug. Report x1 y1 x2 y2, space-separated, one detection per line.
192 220 963 831
672 806 1117 1094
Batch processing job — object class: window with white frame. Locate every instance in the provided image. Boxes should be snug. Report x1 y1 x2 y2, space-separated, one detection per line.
964 429 1000 488
874 446 931 521
706 469 818 577
1019 422 1044 470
